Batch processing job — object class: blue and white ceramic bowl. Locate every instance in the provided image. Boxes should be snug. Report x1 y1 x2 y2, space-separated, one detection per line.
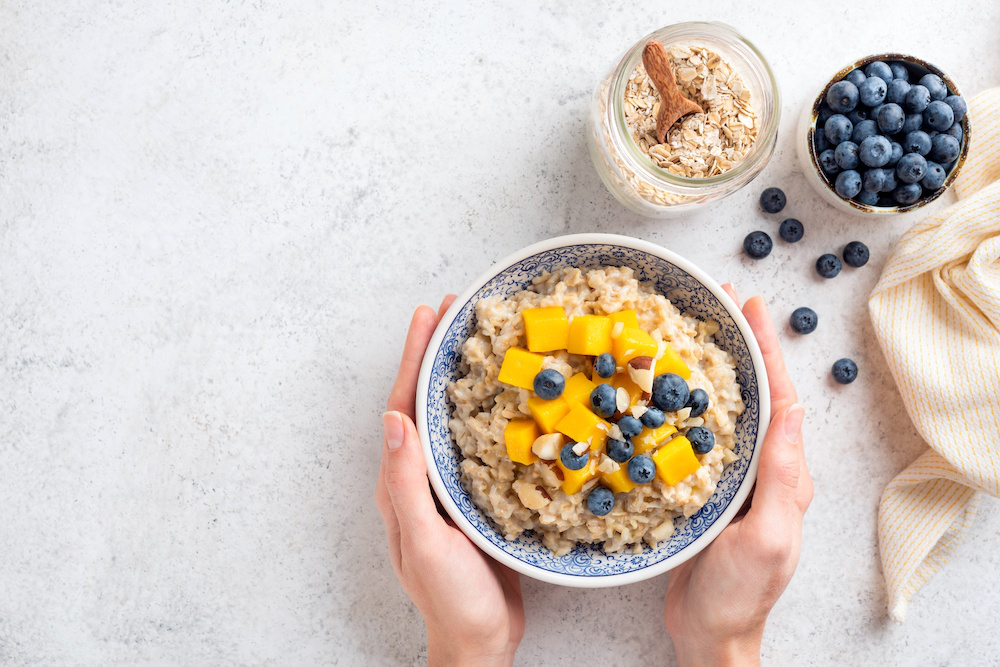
416 234 769 587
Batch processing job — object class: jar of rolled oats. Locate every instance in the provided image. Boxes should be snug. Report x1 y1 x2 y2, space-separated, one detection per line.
587 22 780 217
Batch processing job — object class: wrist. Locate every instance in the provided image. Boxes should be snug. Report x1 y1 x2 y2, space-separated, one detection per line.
427 631 514 667
672 629 762 667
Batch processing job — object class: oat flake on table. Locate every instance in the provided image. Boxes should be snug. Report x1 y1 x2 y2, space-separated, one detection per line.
625 44 759 178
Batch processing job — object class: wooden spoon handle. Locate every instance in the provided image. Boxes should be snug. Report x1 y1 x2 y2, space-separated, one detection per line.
641 40 704 144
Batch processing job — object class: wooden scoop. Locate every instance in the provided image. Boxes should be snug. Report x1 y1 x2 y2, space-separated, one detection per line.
642 40 703 143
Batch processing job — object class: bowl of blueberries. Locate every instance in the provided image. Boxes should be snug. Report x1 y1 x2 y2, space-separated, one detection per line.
797 53 970 216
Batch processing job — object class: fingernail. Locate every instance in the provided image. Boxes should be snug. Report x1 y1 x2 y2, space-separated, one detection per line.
784 404 804 443
383 411 404 450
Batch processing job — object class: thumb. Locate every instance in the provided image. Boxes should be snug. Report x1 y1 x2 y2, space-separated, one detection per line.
745 404 805 529
382 410 442 538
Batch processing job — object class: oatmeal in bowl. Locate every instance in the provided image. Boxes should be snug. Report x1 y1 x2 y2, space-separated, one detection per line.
417 234 768 587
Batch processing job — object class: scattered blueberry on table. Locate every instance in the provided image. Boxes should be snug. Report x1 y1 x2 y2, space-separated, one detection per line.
594 352 616 379
606 438 634 463
816 253 842 279
814 60 965 207
743 230 773 259
560 442 589 470
779 218 804 243
627 454 656 484
832 358 859 384
586 486 615 516
790 307 818 334
533 369 565 400
759 187 786 213
842 241 870 267
686 426 716 455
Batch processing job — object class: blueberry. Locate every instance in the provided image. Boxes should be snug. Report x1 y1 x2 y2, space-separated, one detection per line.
790 306 818 334
818 149 840 175
929 134 960 164
923 100 955 132
921 161 947 190
863 168 885 193
832 358 859 384
594 353 616 379
860 135 892 168
640 407 666 429
902 131 932 156
759 187 786 214
779 218 804 243
686 427 716 455
945 122 963 142
905 85 931 113
817 103 835 126
685 388 710 418
835 170 862 199
606 438 634 463
887 142 903 167
880 167 898 192
533 369 565 400
894 182 923 205
651 373 690 412
876 103 905 134
824 114 854 145
918 73 948 101
869 103 886 120
590 383 617 418
927 130 940 139
855 190 880 206
826 80 859 113
560 442 588 470
901 113 924 134
851 119 878 144
845 69 867 87
889 62 910 81
816 254 842 279
834 141 860 170
743 231 773 260
896 153 928 184
627 454 656 484
847 109 869 126
586 486 615 515
617 415 643 439
859 76 887 107
814 129 831 153
865 61 894 83
944 95 967 123
886 79 911 105
843 241 870 267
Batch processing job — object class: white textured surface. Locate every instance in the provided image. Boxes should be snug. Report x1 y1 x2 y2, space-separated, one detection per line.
2 1 999 665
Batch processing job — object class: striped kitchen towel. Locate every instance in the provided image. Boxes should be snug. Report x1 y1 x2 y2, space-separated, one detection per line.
869 88 1000 622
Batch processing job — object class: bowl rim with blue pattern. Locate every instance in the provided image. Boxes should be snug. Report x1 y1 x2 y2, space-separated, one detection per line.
415 233 769 587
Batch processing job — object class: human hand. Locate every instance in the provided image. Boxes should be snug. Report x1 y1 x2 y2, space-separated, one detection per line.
375 297 525 667
663 286 812 667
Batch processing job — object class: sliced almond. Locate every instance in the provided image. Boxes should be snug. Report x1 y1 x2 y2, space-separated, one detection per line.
513 479 551 510
597 455 620 474
630 403 649 419
627 356 655 393
572 441 589 456
615 387 630 414
609 423 624 441
531 433 563 461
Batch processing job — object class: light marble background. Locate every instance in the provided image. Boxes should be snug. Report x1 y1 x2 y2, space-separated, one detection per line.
2 1 999 665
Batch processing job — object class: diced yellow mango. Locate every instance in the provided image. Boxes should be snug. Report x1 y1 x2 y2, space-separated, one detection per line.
504 419 540 465
528 395 570 434
612 327 659 365
567 315 613 356
652 435 701 485
610 372 644 411
555 403 610 452
609 310 640 329
634 422 678 454
600 465 636 494
562 372 597 407
655 344 691 380
497 347 545 390
557 456 599 495
522 306 569 353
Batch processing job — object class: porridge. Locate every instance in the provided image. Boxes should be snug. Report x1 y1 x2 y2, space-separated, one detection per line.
446 266 745 556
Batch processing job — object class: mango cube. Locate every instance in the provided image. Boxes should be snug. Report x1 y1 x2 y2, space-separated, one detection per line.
652 435 701 485
655 344 691 380
600 465 636 494
522 306 569 353
609 309 640 329
497 347 545 390
528 395 570 434
555 403 609 451
562 372 597 407
634 422 678 454
504 419 540 465
567 315 613 356
612 327 659 365
557 456 599 495
610 372 644 411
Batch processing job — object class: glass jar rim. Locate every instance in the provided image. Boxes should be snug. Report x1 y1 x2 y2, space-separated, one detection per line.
608 21 781 189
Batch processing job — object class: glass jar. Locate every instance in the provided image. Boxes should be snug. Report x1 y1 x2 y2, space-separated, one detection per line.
587 22 781 217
